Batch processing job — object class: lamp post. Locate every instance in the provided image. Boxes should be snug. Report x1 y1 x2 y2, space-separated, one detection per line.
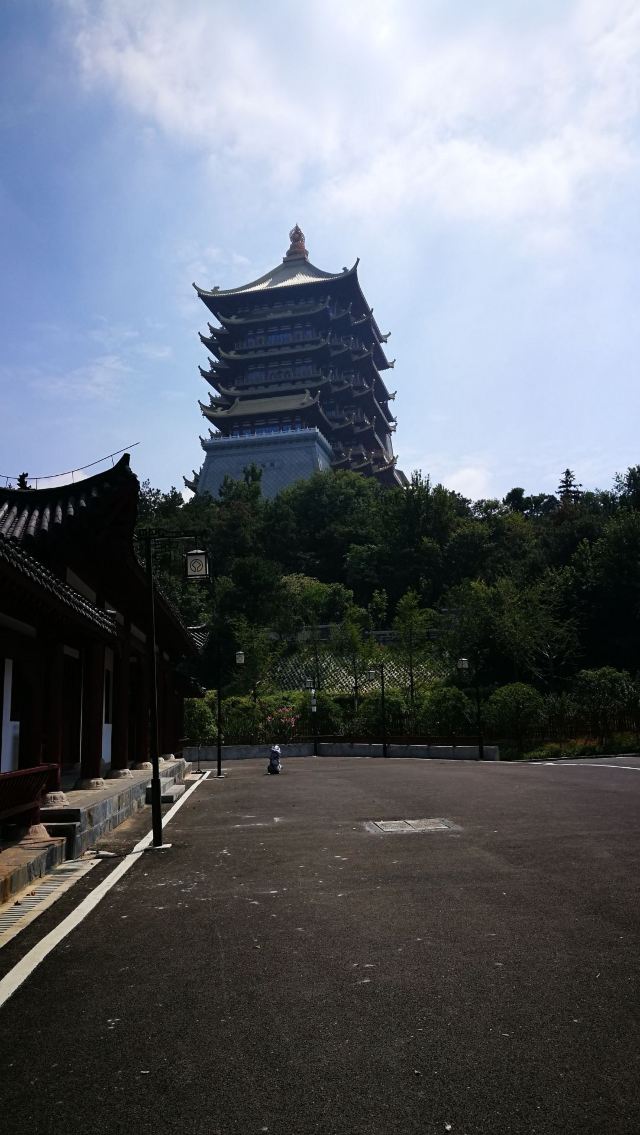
138 531 209 849
305 677 318 756
457 656 484 761
368 663 388 758
215 647 245 779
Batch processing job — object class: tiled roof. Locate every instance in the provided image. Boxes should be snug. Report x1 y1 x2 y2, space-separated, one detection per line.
0 454 138 546
200 390 319 420
0 535 116 636
194 258 358 298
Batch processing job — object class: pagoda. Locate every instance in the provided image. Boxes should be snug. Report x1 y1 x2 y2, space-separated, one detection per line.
185 226 407 499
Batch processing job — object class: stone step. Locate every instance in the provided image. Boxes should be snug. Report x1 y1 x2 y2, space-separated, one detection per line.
43 821 82 859
0 834 66 905
145 782 186 805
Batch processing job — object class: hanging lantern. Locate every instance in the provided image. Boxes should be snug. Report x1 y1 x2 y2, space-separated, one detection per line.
185 548 209 581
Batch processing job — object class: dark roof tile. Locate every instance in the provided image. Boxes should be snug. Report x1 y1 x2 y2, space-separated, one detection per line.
0 535 116 636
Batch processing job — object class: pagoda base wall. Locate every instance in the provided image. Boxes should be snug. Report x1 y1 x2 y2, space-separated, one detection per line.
196 429 334 500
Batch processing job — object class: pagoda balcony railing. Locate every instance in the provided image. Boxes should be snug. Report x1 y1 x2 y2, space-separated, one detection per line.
325 411 355 426
238 365 325 386
206 424 331 443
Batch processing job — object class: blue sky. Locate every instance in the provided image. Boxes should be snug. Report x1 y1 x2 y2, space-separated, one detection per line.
1 0 639 500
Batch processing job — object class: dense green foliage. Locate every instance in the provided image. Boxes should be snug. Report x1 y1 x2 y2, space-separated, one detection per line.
140 463 640 752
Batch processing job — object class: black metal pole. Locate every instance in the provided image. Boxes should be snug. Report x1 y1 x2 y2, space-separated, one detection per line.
312 682 318 756
216 638 224 778
475 679 484 761
381 662 388 758
145 534 163 847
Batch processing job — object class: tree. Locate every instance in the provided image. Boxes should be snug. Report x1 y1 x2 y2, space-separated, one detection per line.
230 617 279 703
183 699 215 746
485 683 544 755
557 469 582 505
137 480 185 523
419 686 473 738
614 465 640 510
573 667 636 744
330 611 371 717
504 487 527 513
277 575 354 634
392 589 431 715
368 589 388 631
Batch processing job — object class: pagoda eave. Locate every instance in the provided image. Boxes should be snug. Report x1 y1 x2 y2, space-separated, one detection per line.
217 339 331 364
215 300 332 327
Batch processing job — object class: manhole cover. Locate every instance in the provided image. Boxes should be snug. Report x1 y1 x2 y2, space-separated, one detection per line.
369 817 456 834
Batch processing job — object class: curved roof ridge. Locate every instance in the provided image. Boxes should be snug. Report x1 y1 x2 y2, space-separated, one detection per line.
193 259 359 299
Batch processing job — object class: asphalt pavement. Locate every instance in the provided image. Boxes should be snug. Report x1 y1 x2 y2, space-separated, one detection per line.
0 755 639 1135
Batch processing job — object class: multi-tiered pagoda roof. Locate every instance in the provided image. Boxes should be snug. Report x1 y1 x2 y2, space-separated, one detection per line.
186 226 406 496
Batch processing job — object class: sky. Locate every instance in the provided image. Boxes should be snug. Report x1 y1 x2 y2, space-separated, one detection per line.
1 0 639 502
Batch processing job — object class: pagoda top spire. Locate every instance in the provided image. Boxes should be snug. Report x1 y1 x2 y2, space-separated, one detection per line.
284 223 308 262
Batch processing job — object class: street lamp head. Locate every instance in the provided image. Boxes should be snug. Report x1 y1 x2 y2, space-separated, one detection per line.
305 677 314 689
367 668 377 681
235 651 245 665
185 548 210 581
457 657 470 671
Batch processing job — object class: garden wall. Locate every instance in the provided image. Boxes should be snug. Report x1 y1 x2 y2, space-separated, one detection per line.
184 743 499 762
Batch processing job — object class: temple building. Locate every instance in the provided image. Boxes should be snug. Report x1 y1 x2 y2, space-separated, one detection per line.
0 456 197 800
185 226 407 499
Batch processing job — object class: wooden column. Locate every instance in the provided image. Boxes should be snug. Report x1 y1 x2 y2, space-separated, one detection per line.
109 627 131 777
132 648 151 768
159 662 175 757
19 654 44 770
78 640 105 787
43 639 65 793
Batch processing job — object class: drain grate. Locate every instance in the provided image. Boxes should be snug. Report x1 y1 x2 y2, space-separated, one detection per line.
368 817 458 834
0 858 100 947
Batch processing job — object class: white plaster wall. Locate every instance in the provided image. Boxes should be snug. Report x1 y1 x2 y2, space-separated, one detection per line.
1 659 20 772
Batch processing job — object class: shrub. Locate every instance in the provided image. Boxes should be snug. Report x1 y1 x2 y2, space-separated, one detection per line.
572 668 637 743
353 690 407 735
416 686 474 737
184 699 216 745
486 683 544 754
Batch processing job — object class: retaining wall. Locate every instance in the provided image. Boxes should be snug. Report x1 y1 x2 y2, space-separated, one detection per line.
185 744 499 762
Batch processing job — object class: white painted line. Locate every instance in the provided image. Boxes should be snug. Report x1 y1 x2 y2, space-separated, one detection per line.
0 771 211 1010
588 765 640 772
542 763 640 772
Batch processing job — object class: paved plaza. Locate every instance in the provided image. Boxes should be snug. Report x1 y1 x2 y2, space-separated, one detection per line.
1 756 639 1134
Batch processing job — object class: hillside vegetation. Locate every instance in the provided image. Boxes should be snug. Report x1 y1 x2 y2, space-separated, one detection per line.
139 464 640 755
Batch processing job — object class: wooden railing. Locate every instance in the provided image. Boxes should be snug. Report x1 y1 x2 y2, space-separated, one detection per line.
0 765 58 827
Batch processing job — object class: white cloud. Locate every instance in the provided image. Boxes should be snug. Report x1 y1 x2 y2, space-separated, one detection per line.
60 0 640 252
26 353 131 401
439 464 494 500
88 319 139 349
135 342 172 360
